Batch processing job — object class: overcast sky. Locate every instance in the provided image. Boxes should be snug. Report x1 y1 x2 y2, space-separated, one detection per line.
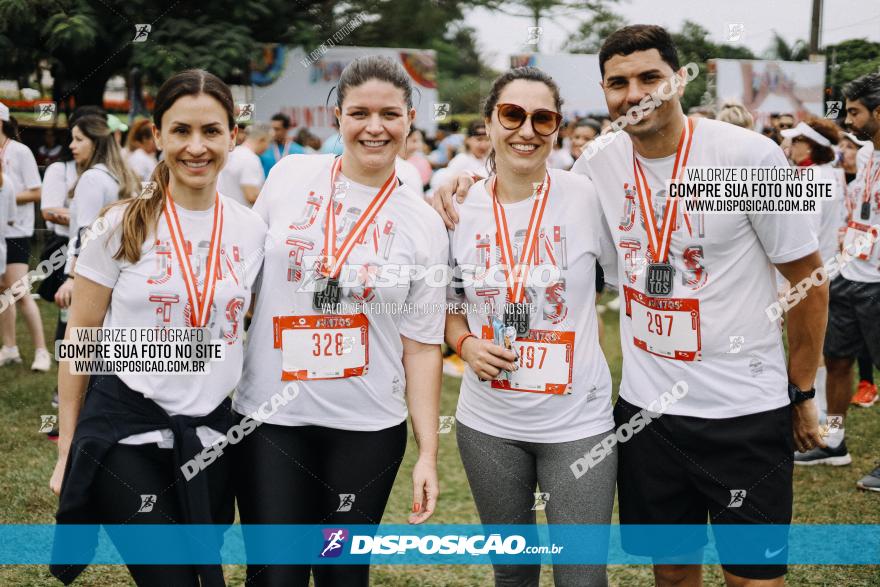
466 0 880 69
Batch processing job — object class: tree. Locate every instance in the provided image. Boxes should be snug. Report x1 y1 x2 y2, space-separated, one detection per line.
564 6 626 54
337 0 497 116
826 38 880 99
671 20 755 112
485 0 617 51
764 31 809 61
0 0 332 106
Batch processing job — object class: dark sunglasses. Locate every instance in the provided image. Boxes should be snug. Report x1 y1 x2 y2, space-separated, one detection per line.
495 103 562 136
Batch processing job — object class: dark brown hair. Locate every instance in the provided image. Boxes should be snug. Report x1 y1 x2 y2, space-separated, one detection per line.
802 117 840 165
599 25 680 78
481 67 563 174
112 69 234 263
336 56 413 110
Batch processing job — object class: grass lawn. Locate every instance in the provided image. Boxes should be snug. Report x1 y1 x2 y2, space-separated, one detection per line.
0 297 877 585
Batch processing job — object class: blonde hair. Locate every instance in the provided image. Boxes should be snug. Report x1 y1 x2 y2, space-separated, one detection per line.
717 100 754 129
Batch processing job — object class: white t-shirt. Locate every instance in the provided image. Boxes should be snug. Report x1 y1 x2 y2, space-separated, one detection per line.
233 154 449 431
811 164 847 264
217 145 265 207
547 148 575 170
395 156 424 195
0 173 18 274
448 169 617 442
840 148 880 283
41 160 77 237
68 164 123 273
572 119 818 419
127 148 158 182
447 153 490 177
1 139 41 238
75 195 267 445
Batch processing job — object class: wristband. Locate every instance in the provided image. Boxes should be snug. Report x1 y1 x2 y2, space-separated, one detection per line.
455 332 476 356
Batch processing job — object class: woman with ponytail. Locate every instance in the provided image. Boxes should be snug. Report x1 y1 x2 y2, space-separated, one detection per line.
54 114 140 308
49 69 266 587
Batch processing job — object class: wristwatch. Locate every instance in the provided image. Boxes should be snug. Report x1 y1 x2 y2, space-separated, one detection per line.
788 382 816 404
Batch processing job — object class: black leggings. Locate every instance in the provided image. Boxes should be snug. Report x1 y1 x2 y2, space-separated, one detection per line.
90 442 234 586
233 420 407 587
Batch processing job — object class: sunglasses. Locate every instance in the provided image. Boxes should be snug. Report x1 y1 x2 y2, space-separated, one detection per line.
495 103 562 136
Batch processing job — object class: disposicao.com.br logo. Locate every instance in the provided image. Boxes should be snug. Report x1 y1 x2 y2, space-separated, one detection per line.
322 529 563 557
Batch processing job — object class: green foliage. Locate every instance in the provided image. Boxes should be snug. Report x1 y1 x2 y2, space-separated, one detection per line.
564 5 626 54
826 38 880 97
764 30 810 61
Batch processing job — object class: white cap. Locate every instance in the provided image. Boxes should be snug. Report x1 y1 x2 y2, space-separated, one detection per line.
0 102 8 122
841 131 869 147
780 121 831 147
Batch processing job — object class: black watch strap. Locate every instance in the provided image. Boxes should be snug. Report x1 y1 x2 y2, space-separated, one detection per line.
788 382 816 404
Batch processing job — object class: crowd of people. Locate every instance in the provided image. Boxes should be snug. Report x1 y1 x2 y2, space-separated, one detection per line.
0 21 877 587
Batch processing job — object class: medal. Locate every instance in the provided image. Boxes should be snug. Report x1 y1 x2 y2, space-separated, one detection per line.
861 201 871 221
490 173 551 338
163 190 224 327
632 116 695 297
314 157 397 313
504 303 531 338
313 277 341 312
645 263 674 297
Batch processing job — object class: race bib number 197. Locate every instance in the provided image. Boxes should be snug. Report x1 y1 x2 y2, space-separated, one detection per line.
481 326 574 394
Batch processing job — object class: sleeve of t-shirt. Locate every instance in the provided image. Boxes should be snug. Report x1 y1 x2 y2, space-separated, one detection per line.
18 146 42 190
73 170 113 237
398 206 449 345
41 163 67 209
746 141 819 264
583 182 619 288
74 210 124 288
241 154 265 188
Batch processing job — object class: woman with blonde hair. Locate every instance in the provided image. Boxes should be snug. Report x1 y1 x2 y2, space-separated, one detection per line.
717 99 754 129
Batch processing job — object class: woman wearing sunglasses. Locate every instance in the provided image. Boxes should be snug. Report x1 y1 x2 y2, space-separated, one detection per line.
445 68 617 587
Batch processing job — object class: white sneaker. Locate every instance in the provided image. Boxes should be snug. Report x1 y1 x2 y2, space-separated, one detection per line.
605 295 621 312
31 348 51 372
0 346 22 366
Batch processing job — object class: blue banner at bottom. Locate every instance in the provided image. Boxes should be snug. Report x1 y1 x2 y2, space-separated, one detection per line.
5 524 878 565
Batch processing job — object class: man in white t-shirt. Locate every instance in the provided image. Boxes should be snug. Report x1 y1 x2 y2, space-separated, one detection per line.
217 123 269 206
805 72 880 494
433 25 827 585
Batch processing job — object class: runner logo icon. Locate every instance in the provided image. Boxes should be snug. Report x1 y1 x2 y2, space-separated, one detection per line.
320 528 348 558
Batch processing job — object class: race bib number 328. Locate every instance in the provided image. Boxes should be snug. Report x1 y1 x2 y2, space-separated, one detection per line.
273 314 369 380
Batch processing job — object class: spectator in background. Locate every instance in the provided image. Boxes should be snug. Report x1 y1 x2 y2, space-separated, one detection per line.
261 112 304 175
429 120 464 168
688 105 715 119
549 117 600 169
37 129 63 168
125 119 158 181
218 123 270 206
405 127 433 188
775 112 796 131
320 117 344 155
839 131 865 183
235 123 248 146
295 128 320 153
0 159 17 304
0 102 48 372
717 99 755 129
446 121 490 176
